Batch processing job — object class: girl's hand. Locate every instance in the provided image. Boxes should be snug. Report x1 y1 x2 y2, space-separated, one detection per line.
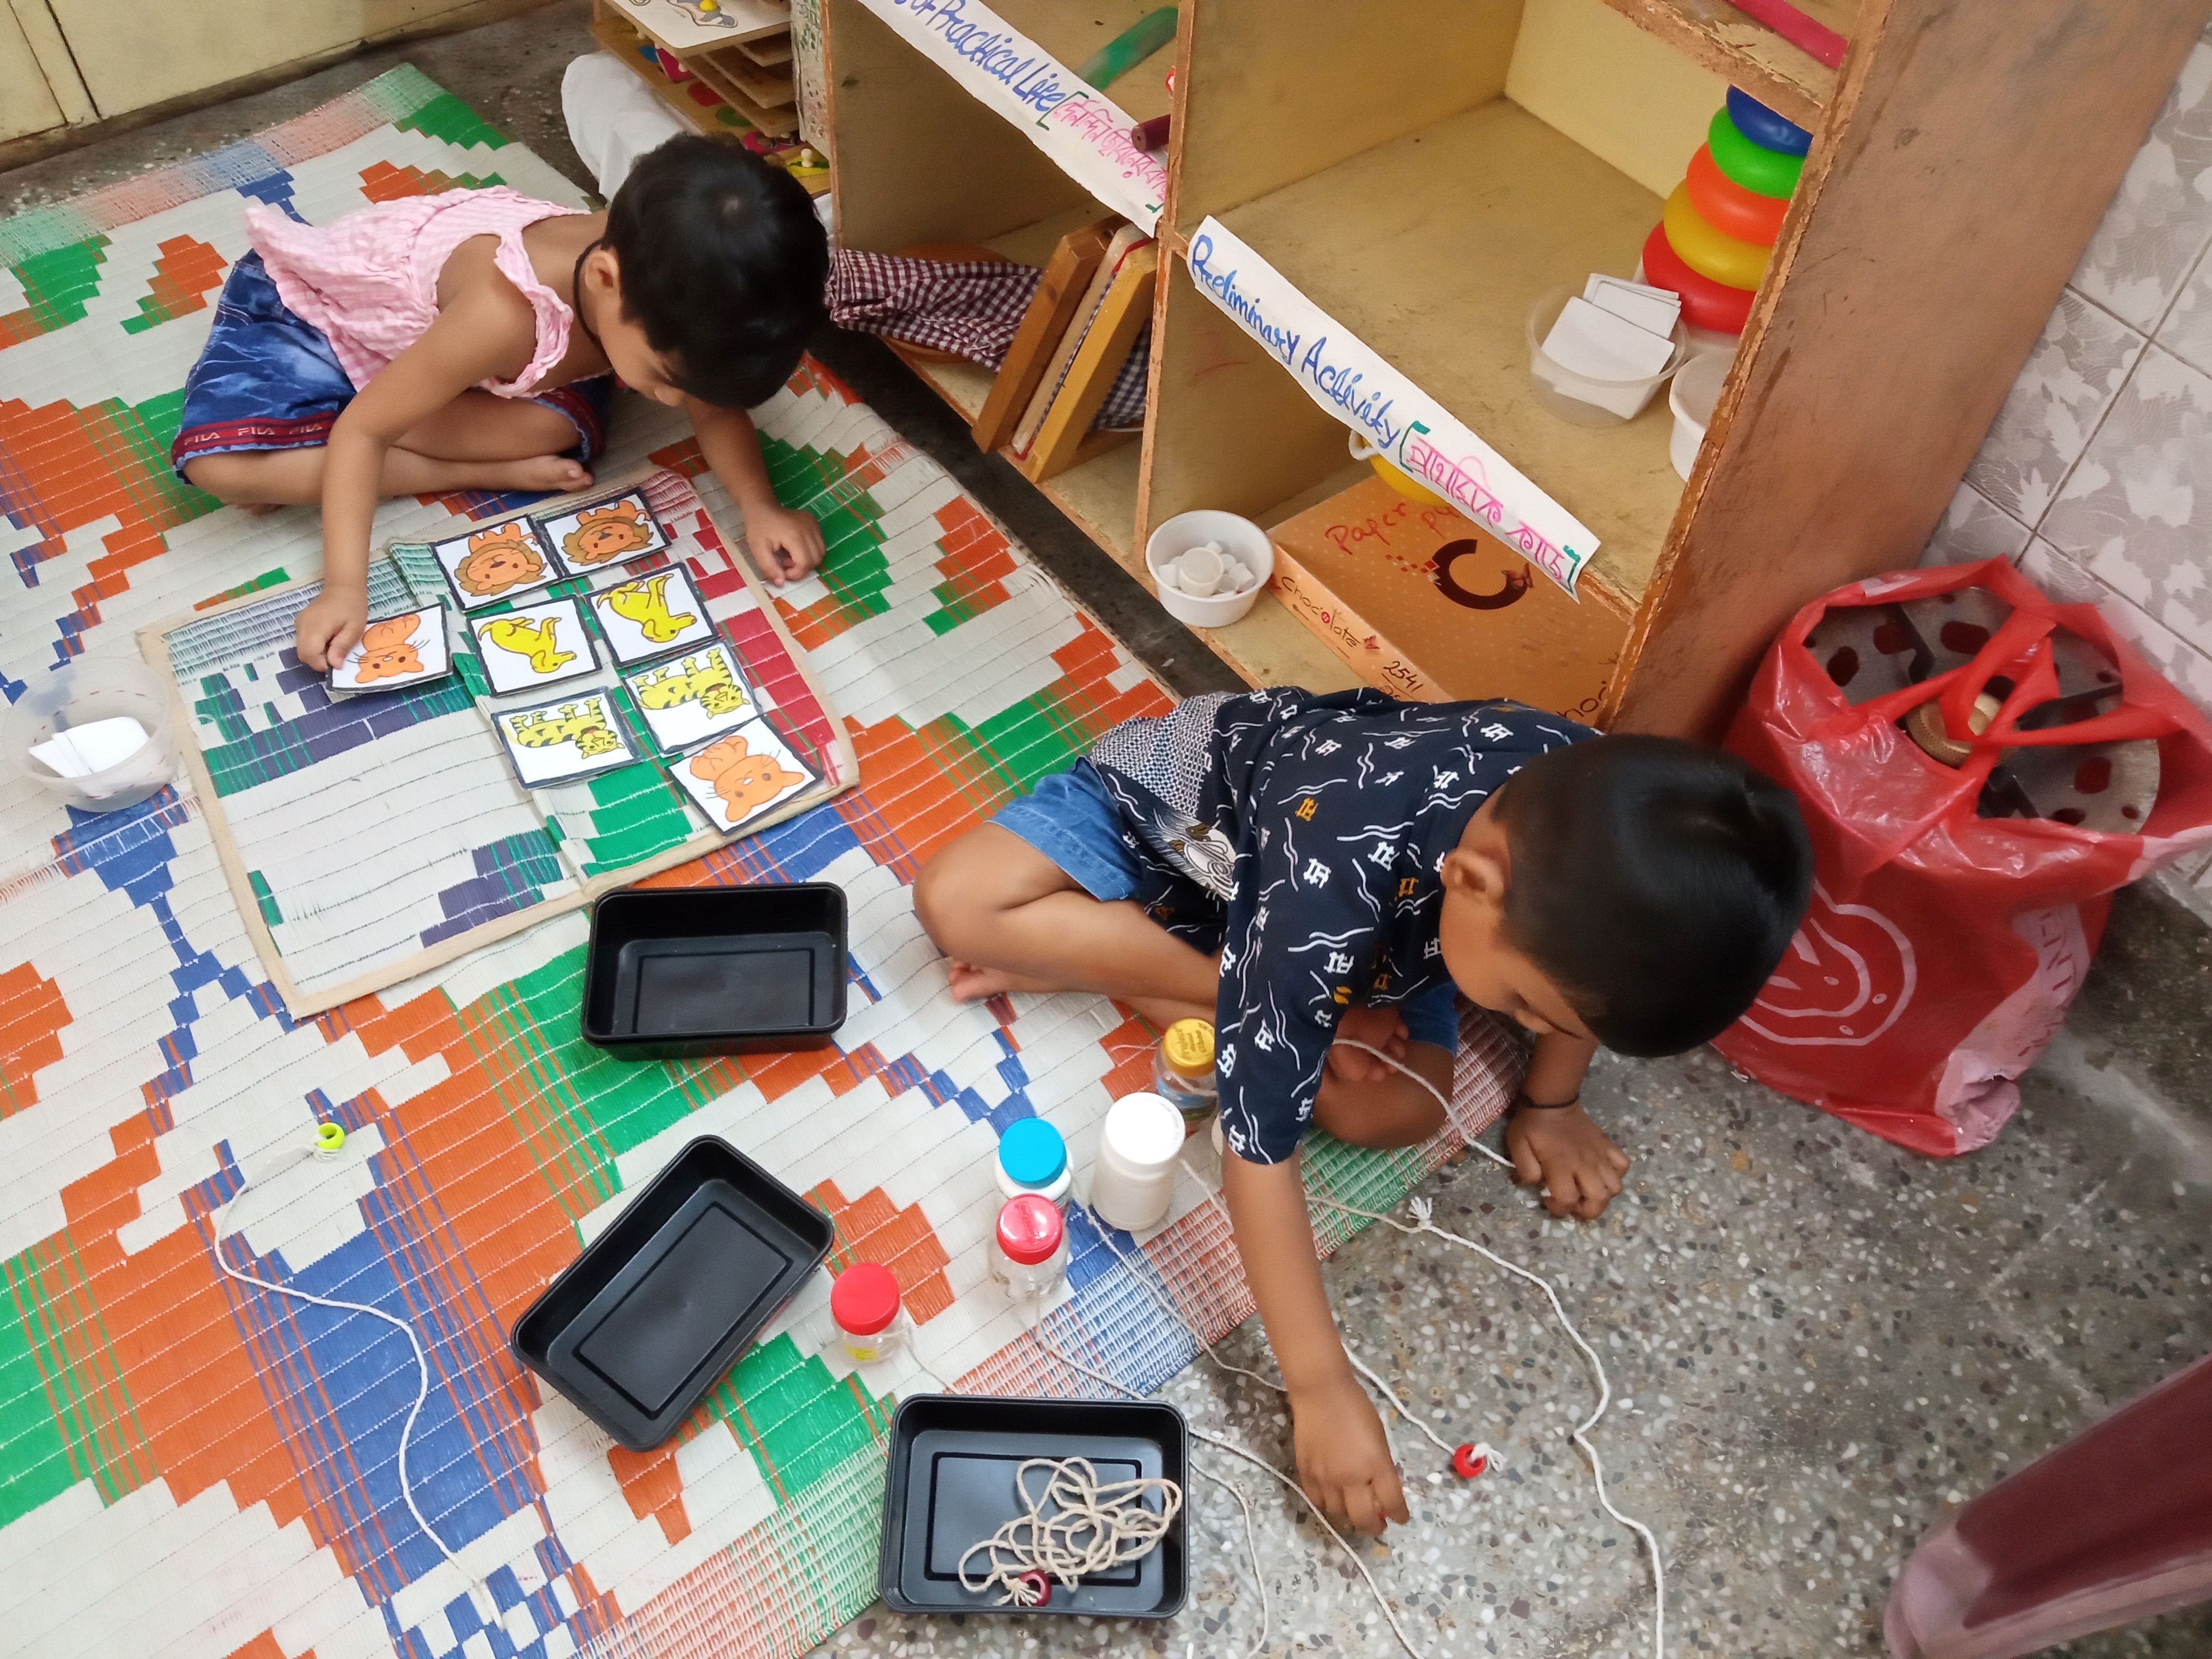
1291 1374 1410 1535
744 503 826 584
296 585 368 672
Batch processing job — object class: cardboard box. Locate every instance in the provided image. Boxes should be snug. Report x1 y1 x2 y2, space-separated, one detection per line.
1268 476 1628 722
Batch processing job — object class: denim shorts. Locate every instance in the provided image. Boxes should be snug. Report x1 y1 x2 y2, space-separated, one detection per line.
170 252 613 482
993 760 1461 1052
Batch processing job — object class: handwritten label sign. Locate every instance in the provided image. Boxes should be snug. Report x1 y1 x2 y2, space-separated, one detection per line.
853 0 1167 233
1186 217 1597 596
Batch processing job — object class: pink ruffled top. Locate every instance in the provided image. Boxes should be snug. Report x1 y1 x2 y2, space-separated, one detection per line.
246 187 588 396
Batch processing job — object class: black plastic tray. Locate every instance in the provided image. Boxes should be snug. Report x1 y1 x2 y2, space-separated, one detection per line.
582 883 847 1060
877 1394 1188 1618
511 1136 833 1449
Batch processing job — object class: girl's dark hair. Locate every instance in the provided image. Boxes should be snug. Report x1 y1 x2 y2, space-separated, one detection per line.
605 135 830 409
1494 735 1813 1057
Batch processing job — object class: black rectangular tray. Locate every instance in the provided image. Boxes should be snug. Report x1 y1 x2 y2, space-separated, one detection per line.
877 1394 1188 1618
582 882 847 1060
511 1136 833 1449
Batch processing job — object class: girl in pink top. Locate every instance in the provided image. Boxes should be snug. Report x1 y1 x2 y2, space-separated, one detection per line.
173 137 831 671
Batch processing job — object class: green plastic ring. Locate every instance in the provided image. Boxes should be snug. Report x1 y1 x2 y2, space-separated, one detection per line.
315 1121 347 1154
1707 107 1804 200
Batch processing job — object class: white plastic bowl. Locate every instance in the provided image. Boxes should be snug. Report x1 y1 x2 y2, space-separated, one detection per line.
3 656 181 812
1669 349 1736 482
1525 284 1688 427
1144 510 1275 627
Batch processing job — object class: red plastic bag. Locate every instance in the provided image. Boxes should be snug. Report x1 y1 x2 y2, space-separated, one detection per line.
1716 559 2212 1154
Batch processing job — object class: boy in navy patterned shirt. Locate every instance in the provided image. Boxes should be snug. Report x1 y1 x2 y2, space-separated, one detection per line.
917 687 1810 1537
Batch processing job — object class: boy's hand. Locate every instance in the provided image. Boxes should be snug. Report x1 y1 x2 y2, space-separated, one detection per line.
743 502 826 584
1326 1003 1408 1085
1506 1102 1630 1219
1291 1375 1410 1535
296 585 368 673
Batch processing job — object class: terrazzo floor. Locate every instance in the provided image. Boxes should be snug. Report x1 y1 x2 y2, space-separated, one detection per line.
9 10 2211 1653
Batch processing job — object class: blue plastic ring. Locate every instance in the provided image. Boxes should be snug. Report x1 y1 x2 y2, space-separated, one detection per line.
1727 87 1812 157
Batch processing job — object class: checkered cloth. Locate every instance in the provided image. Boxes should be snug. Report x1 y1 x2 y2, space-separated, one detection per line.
827 250 1149 431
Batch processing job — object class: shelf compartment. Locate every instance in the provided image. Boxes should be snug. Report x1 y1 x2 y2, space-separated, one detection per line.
1213 97 1693 618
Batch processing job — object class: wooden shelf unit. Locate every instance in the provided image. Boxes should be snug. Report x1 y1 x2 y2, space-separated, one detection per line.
824 0 2206 737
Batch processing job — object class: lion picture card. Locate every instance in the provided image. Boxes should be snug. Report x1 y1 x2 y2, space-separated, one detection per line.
469 597 600 698
493 689 644 790
328 603 453 698
431 519 558 611
534 488 671 577
670 717 819 833
622 640 758 753
586 565 716 666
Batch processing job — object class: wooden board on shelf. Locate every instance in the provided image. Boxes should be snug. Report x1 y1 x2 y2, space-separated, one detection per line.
590 6 728 138
733 29 793 64
1018 242 1157 482
1216 98 1690 619
1593 0 1852 130
611 0 792 56
974 216 1118 453
694 41 794 104
687 51 799 132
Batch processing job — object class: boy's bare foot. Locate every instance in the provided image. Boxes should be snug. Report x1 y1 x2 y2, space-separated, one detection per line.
946 960 1065 1001
492 455 592 494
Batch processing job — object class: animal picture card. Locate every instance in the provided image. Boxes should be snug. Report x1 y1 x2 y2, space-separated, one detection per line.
494 690 644 789
328 604 452 698
469 597 599 697
586 565 716 666
672 717 819 833
624 641 758 753
535 489 670 577
433 519 557 610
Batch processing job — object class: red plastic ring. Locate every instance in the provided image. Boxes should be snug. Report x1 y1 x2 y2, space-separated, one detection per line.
1453 1443 1488 1479
1018 1568 1052 1605
1641 223 1755 335
1685 144 1789 247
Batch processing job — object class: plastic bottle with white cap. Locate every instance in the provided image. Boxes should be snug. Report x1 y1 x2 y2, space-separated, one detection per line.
828 1262 907 1363
1088 1092 1186 1233
990 1194 1068 1302
993 1117 1073 1208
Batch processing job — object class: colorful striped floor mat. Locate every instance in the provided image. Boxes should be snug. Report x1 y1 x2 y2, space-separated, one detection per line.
0 67 1518 1659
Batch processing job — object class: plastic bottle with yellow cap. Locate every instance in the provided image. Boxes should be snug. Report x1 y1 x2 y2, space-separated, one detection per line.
1152 1018 1219 1134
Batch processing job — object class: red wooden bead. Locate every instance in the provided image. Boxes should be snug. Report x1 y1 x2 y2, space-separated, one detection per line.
1453 1443 1488 1479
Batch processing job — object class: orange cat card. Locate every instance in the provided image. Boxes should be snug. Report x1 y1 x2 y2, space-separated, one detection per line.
669 717 817 833
328 603 453 698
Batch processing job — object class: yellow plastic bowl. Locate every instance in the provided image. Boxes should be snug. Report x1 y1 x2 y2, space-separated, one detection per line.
1348 432 1451 509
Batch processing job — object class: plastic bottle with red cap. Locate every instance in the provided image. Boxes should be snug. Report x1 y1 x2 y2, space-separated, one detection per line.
829 1262 907 1363
989 1193 1069 1302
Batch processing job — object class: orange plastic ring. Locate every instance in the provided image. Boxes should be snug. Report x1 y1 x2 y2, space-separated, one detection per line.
1662 183 1772 291
1685 144 1789 247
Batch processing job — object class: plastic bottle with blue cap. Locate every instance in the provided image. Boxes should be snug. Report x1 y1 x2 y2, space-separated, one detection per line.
994 1117 1073 1208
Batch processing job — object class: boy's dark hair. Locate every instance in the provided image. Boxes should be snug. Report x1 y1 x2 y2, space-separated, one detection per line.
1494 735 1812 1057
606 135 830 409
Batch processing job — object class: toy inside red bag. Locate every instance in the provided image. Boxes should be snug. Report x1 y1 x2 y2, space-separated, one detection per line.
1717 558 2212 1155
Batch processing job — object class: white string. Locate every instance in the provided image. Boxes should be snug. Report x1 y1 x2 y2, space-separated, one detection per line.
208 1140 471 1586
956 1456 1182 1606
1320 1037 1666 1659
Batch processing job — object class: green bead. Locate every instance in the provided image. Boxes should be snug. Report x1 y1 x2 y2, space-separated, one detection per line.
1707 107 1804 200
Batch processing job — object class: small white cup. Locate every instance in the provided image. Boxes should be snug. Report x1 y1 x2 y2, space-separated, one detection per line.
1668 349 1736 482
1144 512 1275 627
1174 543 1225 596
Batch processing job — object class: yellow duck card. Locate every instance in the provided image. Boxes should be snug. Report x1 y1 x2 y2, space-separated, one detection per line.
470 597 600 697
586 565 716 666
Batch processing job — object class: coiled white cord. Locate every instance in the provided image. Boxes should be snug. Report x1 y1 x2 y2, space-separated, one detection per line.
208 1138 470 1583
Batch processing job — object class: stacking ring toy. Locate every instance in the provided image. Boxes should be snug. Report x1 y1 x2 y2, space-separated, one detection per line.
1686 144 1789 246
1726 86 1813 156
1662 184 1773 290
1708 107 1805 199
1641 223 1755 334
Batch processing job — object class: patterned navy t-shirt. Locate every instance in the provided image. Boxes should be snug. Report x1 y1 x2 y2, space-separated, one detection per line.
1088 688 1593 1164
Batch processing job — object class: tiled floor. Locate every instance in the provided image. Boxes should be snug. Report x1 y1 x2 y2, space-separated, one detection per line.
10 9 2211 1653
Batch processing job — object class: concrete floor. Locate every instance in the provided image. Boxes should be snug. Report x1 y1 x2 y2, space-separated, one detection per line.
9 7 2211 1654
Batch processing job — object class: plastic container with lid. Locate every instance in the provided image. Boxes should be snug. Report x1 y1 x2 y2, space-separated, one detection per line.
830 1262 908 1364
994 1117 1073 1207
1089 1092 1186 1233
990 1194 1069 1302
1153 1019 1218 1134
